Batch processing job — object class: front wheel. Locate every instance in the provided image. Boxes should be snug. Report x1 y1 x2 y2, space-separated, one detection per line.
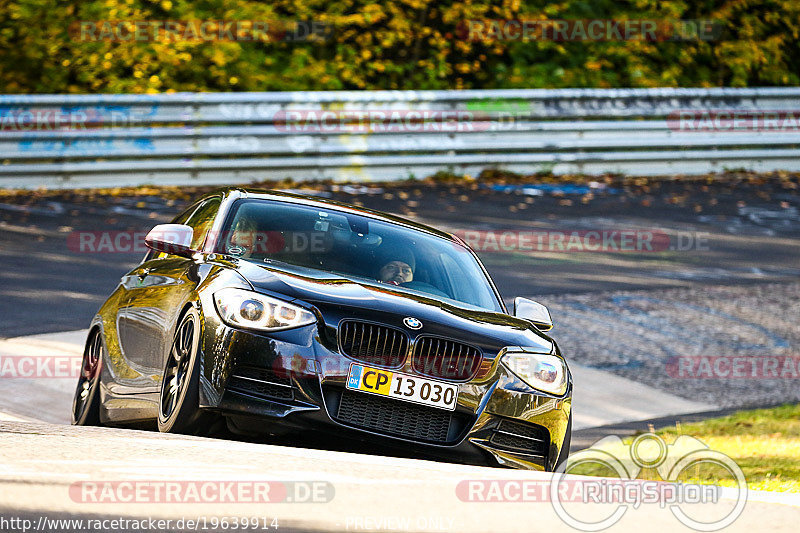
157 307 216 435
72 329 103 425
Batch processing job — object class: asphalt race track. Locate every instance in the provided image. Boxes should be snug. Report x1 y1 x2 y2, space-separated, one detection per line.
1 421 798 533
2 176 800 337
0 175 799 531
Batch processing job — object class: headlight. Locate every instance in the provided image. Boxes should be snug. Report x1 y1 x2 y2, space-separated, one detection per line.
501 351 569 396
213 288 316 331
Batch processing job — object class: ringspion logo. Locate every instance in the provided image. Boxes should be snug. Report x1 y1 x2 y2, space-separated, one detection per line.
457 434 747 530
551 434 747 531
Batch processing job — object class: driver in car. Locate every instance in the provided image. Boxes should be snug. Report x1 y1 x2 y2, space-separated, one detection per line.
376 246 415 285
227 218 259 258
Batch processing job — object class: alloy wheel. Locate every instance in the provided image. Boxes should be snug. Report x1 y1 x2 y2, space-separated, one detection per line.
161 314 195 419
72 330 102 424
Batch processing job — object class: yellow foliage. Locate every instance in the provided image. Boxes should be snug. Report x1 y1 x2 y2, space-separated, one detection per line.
0 0 797 92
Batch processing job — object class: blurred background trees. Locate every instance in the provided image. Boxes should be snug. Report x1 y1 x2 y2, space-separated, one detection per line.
0 0 797 93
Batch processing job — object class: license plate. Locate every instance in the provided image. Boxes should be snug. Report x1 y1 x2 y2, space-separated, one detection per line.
346 363 458 411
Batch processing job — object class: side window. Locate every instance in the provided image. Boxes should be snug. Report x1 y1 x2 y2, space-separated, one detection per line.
172 206 195 226
184 197 221 250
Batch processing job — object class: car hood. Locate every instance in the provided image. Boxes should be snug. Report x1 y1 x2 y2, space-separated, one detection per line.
234 260 554 356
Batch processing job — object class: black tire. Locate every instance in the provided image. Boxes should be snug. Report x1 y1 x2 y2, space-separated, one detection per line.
551 412 572 472
157 307 215 435
72 329 103 426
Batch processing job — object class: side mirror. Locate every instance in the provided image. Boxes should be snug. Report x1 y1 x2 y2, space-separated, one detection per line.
513 297 553 331
144 224 195 258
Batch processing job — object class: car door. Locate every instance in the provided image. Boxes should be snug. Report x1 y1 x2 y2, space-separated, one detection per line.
117 196 221 393
112 204 197 394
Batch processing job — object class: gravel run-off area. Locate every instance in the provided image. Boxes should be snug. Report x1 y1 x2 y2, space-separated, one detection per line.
545 282 800 408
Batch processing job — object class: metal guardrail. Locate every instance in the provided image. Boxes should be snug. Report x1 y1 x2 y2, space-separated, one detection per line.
1 88 799 189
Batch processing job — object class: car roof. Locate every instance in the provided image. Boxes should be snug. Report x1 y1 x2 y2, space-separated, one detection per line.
210 187 459 242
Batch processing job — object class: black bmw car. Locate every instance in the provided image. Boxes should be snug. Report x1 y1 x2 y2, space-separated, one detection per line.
72 188 572 471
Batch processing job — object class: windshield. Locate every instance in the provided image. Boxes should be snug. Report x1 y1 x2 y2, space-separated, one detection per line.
215 199 502 312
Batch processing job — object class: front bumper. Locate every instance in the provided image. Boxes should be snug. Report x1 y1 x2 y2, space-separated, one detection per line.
197 317 571 471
